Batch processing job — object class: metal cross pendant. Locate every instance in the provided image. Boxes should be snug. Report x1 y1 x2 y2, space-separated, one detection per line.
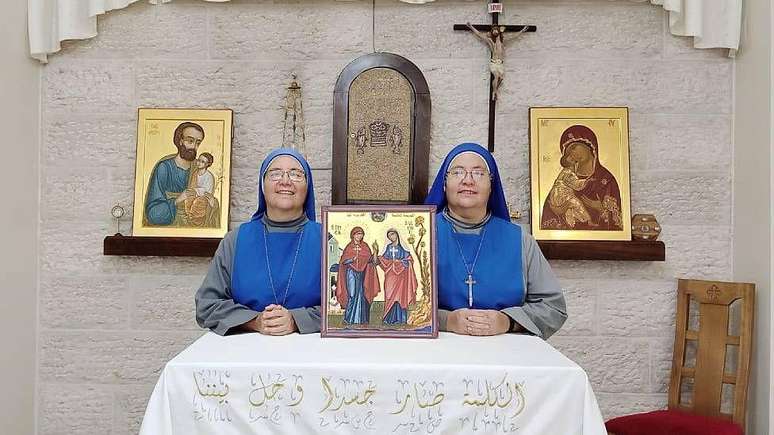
465 274 477 308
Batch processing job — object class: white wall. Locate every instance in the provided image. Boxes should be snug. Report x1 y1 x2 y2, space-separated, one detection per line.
734 0 772 433
35 1 736 432
0 2 40 435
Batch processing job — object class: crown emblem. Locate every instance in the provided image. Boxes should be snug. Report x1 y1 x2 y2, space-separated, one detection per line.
369 121 390 146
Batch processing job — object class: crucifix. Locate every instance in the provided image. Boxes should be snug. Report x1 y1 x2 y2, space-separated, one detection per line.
465 274 477 308
389 245 399 259
454 1 536 152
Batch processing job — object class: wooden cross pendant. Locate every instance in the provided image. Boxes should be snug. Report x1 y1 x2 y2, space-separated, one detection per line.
454 1 536 152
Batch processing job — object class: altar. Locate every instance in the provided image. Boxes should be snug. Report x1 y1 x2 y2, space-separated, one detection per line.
139 332 606 435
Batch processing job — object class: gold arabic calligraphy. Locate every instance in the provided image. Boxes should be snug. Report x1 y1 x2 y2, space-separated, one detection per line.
320 377 377 412
462 375 526 416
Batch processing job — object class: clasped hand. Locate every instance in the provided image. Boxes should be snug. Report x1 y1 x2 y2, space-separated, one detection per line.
245 304 297 335
447 308 511 336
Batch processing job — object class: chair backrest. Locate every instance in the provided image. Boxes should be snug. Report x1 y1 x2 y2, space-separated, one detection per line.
668 279 755 429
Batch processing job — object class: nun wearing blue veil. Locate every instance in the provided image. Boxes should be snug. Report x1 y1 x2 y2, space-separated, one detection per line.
195 148 322 335
425 143 567 339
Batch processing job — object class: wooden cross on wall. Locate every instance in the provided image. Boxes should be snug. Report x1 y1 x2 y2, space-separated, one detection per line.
454 1 536 152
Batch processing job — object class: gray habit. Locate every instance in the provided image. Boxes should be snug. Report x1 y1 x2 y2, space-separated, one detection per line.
438 215 567 339
195 217 321 335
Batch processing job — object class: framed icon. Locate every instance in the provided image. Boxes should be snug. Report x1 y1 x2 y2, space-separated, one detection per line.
132 108 232 238
321 205 438 338
530 107 631 241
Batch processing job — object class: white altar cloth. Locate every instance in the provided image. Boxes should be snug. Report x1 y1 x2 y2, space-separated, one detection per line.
140 332 606 435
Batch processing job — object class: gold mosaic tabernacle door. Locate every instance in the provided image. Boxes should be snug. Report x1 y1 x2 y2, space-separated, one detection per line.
347 68 413 203
332 53 431 205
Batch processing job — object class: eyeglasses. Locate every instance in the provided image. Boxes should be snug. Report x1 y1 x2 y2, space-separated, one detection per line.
446 168 490 182
266 168 306 183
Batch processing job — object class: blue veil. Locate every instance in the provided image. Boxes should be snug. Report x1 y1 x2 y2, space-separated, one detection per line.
424 143 509 220
251 148 316 221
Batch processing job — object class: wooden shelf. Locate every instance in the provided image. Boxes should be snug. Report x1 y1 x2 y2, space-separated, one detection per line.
103 235 221 257
104 235 664 261
537 240 665 261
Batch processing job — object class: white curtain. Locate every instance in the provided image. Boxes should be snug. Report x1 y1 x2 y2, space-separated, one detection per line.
31 0 139 62
28 0 744 62
28 0 220 62
651 0 742 57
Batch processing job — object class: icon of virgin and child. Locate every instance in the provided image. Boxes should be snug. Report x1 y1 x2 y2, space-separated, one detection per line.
333 227 419 327
540 124 623 231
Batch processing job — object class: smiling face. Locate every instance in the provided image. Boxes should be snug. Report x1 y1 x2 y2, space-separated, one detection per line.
444 152 492 218
262 155 307 219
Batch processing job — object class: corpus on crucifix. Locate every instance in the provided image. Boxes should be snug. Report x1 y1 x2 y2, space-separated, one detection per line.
465 22 527 102
454 1 536 152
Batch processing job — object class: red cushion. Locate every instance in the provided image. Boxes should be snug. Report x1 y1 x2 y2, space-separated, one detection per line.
605 410 743 435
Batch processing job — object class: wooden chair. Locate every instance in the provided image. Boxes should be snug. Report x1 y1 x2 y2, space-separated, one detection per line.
605 279 755 435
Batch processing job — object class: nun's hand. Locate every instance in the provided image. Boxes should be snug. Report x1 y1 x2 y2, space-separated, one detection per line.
446 309 463 334
242 313 263 332
447 308 476 335
467 310 511 336
449 309 510 336
260 305 298 335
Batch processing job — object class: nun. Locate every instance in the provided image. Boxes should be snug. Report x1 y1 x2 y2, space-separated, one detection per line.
425 143 567 339
195 148 321 335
